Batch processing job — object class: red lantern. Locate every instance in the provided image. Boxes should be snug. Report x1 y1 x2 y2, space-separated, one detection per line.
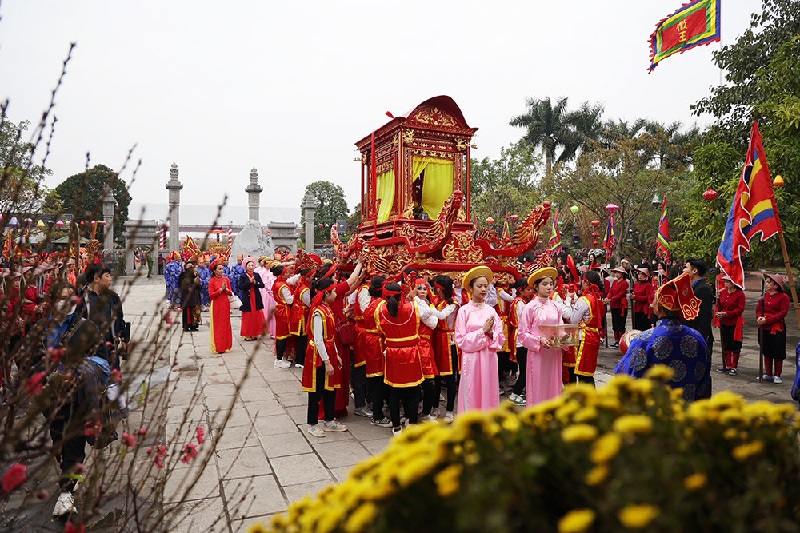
485 217 495 225
591 232 600 238
592 240 599 246
590 220 601 228
702 189 718 202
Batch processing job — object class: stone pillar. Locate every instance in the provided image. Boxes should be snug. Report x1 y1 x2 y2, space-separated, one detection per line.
102 187 116 250
302 193 319 253
166 163 183 251
246 168 263 222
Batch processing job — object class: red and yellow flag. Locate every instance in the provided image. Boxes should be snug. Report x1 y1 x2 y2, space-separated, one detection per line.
649 0 721 71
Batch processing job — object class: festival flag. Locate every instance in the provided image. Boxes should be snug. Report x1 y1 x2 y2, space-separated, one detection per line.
549 208 562 253
2 232 11 258
656 195 671 261
717 121 782 289
648 0 721 71
502 213 511 240
603 213 615 253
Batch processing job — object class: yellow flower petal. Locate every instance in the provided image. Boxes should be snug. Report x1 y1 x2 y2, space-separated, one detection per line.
562 424 599 443
618 504 659 529
613 415 653 435
558 509 596 533
591 433 622 464
684 473 707 491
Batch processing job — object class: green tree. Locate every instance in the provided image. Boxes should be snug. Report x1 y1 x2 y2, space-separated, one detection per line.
470 141 543 228
510 97 603 179
685 1 800 267
55 164 131 245
300 180 349 247
552 135 682 262
692 0 800 145
0 118 61 215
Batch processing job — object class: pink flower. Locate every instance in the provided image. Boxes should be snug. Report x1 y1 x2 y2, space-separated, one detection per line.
180 443 198 464
145 446 152 455
121 432 136 447
110 369 122 384
196 426 206 445
138 427 147 437
1 463 27 493
26 372 46 396
37 490 50 500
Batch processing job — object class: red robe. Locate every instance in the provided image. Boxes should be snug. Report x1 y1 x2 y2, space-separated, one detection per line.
352 284 370 368
415 301 438 379
717 288 745 341
607 278 629 314
756 291 790 334
272 279 291 340
432 297 457 376
209 276 233 353
362 297 385 377
376 301 424 387
301 304 341 392
575 289 603 377
289 281 310 336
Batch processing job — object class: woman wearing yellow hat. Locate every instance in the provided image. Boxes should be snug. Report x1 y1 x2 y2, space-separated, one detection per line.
517 266 562 405
454 266 506 412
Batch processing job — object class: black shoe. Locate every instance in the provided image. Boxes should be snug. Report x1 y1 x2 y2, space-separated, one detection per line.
610 342 619 348
715 366 729 373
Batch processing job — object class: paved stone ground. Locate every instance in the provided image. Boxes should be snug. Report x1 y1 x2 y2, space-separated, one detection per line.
114 274 800 531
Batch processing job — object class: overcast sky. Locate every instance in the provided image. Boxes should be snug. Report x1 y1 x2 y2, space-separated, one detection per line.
0 0 761 219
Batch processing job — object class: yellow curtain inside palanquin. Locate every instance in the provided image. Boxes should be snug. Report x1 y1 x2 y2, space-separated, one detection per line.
376 169 395 223
412 157 454 219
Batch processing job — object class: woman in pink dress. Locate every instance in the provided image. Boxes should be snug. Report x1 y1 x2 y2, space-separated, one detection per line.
257 257 277 337
518 267 563 406
455 266 506 413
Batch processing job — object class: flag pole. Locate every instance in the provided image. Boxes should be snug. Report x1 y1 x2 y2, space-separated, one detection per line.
777 232 800 329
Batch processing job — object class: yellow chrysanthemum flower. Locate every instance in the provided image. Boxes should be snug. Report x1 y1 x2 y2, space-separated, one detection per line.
558 509 596 533
344 502 378 532
613 415 653 434
562 424 599 443
502 414 521 432
573 406 598 423
723 428 739 440
618 504 659 529
732 440 765 461
585 465 608 486
248 522 267 533
684 473 707 491
591 433 622 463
435 464 463 497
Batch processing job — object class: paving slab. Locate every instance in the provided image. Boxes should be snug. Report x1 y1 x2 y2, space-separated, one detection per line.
270 453 332 486
216 445 273 480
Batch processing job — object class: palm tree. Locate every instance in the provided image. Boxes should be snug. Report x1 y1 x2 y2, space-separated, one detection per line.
643 120 700 170
510 97 583 179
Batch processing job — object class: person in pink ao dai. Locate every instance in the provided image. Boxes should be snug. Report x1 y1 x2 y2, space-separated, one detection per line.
518 267 563 406
455 266 506 413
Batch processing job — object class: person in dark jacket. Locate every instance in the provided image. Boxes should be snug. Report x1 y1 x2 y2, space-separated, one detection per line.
22 281 109 518
239 256 265 340
682 258 715 398
178 259 201 332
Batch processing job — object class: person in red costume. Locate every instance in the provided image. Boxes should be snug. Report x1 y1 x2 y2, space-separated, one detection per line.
714 276 745 375
569 270 605 386
756 273 790 384
320 261 364 419
376 281 424 436
631 267 655 332
208 260 233 354
302 277 347 437
604 267 629 348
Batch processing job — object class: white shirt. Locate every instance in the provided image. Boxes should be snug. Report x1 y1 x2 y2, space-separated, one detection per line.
312 311 332 361
414 296 456 330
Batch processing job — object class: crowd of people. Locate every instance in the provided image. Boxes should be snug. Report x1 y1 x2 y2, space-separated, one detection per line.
162 248 800 441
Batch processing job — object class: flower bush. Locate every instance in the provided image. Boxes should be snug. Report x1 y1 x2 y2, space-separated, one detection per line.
260 367 800 532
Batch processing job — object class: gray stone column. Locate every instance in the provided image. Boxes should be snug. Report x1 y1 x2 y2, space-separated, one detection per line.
102 187 116 250
302 193 319 253
166 163 183 251
246 168 263 222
